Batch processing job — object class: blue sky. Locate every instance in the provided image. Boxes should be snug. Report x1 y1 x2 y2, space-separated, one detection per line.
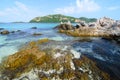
0 0 120 22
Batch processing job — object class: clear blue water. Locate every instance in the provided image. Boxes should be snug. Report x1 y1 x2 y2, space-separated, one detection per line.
0 23 58 31
0 23 73 62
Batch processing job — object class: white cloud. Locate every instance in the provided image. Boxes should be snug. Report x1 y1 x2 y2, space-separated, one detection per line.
76 0 100 12
54 6 75 14
108 6 120 10
0 1 42 22
15 1 28 11
54 0 100 14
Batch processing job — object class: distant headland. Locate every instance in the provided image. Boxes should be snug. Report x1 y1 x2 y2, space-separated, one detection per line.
29 14 97 23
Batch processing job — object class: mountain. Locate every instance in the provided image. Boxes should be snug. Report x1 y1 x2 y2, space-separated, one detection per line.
30 14 97 23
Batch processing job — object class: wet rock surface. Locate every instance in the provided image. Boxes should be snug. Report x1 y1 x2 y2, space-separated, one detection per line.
71 38 120 80
0 39 110 80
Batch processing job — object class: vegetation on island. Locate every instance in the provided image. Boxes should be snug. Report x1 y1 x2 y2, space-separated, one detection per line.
79 17 97 23
30 14 97 23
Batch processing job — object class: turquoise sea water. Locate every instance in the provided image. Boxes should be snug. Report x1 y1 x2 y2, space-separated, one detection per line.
0 23 58 31
0 23 73 62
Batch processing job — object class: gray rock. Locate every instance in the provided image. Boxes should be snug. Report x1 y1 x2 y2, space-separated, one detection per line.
31 27 37 29
54 23 74 30
32 33 42 36
79 21 88 27
88 22 96 27
98 17 115 28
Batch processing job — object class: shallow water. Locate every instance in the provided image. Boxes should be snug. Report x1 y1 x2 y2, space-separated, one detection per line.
0 23 120 79
0 23 74 62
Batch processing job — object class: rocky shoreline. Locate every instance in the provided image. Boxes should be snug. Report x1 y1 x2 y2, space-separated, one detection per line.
0 39 110 80
55 17 120 43
0 17 120 80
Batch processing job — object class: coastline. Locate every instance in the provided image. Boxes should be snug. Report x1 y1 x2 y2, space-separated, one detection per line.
0 21 120 80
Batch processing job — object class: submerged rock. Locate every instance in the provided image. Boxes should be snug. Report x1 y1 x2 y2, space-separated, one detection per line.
32 33 42 36
31 27 37 29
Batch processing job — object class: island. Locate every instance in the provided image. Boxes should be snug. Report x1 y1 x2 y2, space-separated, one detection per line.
30 14 97 23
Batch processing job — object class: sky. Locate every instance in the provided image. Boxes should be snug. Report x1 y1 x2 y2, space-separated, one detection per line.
0 0 120 22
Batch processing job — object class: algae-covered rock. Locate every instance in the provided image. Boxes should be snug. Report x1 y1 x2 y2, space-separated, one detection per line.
1 30 10 35
0 39 110 80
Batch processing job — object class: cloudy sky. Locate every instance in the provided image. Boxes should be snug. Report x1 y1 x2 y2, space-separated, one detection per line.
0 0 120 22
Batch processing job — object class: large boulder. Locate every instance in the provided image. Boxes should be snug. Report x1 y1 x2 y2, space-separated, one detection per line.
0 30 10 35
54 23 74 30
97 17 115 28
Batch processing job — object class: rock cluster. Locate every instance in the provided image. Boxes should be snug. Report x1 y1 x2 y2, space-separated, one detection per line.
56 17 120 37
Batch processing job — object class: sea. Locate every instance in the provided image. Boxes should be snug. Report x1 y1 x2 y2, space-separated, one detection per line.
0 23 73 62
0 23 120 79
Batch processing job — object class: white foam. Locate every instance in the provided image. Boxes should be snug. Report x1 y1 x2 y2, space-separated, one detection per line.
54 52 62 58
71 49 81 59
62 46 68 51
70 61 75 70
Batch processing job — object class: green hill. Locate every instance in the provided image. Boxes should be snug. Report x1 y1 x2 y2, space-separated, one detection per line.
30 14 97 23
30 14 78 23
79 17 97 23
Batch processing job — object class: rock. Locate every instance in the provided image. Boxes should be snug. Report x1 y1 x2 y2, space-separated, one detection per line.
0 39 111 80
73 55 110 80
17 30 21 32
75 24 81 29
31 27 37 29
54 23 74 30
79 21 88 27
98 17 115 28
117 24 120 28
0 30 10 35
88 22 96 27
0 28 4 30
116 20 120 28
11 31 15 33
32 33 42 36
